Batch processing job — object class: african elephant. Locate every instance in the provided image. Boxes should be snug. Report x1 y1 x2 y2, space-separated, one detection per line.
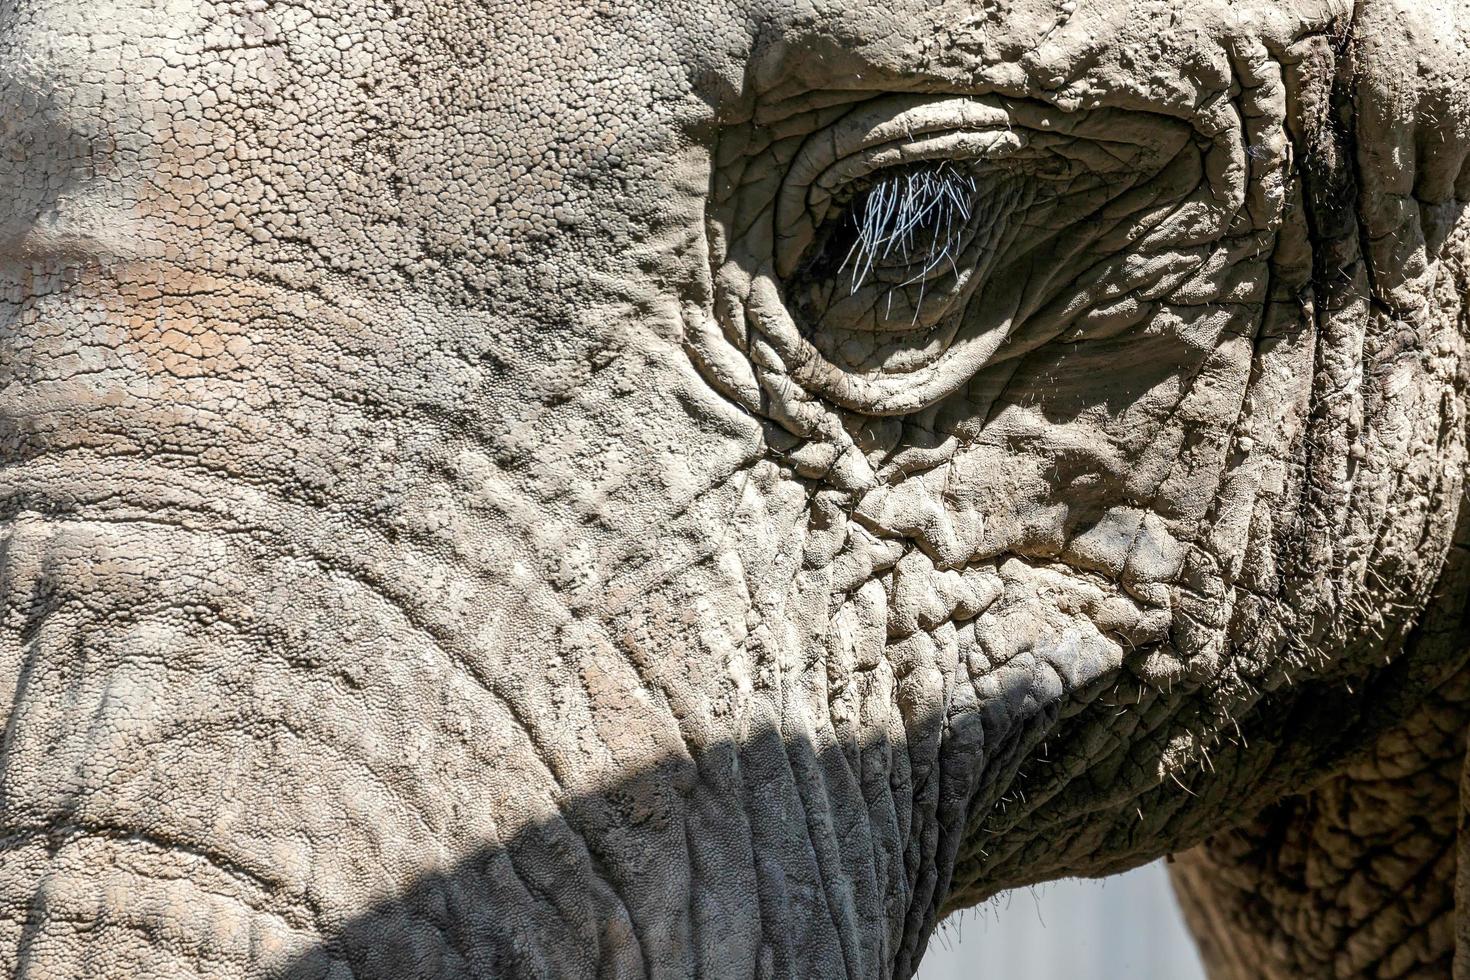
1 0 1468 976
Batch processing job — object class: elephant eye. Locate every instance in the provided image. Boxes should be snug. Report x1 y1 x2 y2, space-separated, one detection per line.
787 157 1029 360
736 94 1204 400
816 163 979 308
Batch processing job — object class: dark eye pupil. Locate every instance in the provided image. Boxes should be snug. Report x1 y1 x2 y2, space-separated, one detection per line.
840 163 978 293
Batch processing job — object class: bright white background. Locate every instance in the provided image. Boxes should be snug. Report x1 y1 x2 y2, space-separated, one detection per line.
917 862 1206 979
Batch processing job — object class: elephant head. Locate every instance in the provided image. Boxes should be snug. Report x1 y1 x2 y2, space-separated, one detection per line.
1 0 1469 977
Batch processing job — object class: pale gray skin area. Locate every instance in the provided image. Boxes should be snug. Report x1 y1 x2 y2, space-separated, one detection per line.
1 0 1469 977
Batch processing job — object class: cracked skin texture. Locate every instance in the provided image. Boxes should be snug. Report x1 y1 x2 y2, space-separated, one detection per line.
0 0 1469 977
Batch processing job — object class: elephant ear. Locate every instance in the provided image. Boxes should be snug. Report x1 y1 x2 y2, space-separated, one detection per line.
1354 2 1470 969
1352 0 1470 308
1275 1 1470 657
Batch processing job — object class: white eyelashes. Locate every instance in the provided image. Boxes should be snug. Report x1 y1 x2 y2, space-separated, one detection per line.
842 163 979 299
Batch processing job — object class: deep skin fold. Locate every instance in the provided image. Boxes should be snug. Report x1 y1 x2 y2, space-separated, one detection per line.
0 0 1468 978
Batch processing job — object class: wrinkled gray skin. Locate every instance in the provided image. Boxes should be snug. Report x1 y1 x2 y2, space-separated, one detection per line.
1 0 1469 977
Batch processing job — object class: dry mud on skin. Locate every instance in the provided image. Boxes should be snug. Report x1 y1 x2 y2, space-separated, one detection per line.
0 1 1469 979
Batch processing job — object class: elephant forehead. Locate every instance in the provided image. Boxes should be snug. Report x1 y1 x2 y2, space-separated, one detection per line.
737 0 1347 103
0 0 1356 282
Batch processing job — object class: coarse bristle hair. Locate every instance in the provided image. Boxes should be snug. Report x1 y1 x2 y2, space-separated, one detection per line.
840 162 979 296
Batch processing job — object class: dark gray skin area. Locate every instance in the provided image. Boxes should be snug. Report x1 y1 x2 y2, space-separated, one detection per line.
1 0 1469 977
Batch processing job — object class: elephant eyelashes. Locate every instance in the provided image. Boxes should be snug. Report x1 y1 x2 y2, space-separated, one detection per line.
837 164 979 299
790 159 1017 339
793 163 999 343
